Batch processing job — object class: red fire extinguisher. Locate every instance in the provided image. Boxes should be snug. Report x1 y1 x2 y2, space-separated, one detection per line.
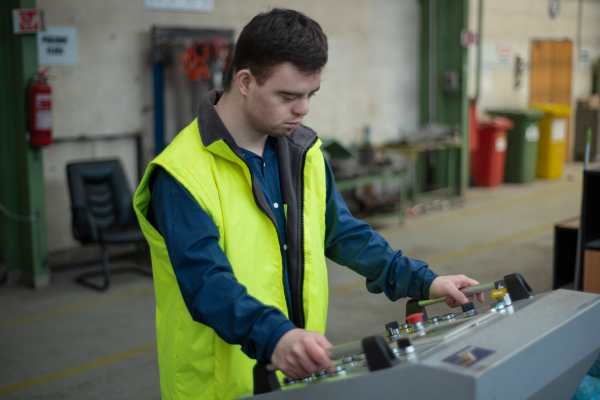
27 69 52 147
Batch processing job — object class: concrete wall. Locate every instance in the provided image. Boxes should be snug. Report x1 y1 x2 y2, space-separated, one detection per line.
37 0 599 253
38 0 421 252
471 0 600 111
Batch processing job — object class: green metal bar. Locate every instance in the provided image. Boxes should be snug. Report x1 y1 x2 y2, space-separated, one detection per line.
418 281 495 307
418 0 468 195
475 0 483 102
460 0 470 195
0 0 50 287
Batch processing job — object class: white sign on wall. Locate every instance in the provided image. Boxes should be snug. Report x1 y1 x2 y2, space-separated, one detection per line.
578 47 592 68
37 26 77 65
481 43 513 69
143 0 214 13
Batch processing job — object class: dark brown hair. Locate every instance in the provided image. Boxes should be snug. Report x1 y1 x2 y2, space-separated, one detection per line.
224 8 328 90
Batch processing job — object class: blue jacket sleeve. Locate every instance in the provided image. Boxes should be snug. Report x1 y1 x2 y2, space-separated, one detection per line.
323 160 438 301
150 168 296 362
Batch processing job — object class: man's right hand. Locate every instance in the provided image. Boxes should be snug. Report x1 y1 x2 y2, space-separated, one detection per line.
271 328 336 379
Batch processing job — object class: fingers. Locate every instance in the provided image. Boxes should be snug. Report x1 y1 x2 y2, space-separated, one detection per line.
431 275 485 308
444 284 469 306
271 329 335 380
475 291 485 303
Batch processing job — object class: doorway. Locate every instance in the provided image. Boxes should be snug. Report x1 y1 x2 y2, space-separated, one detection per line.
529 39 573 162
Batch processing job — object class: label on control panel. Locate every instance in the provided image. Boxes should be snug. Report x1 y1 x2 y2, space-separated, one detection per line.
491 288 507 298
443 346 495 368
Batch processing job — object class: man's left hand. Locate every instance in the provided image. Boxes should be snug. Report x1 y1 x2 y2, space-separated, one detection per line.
429 275 485 308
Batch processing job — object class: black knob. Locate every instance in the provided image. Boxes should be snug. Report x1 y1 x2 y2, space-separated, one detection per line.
385 321 399 330
385 321 400 337
461 302 475 312
397 338 412 350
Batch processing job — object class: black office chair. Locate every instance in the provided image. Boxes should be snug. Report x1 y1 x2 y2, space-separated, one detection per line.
66 159 152 290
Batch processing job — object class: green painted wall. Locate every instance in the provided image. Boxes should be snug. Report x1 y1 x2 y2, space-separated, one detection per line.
0 0 50 287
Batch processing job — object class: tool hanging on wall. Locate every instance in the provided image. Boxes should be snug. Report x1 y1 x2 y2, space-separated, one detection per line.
183 40 211 82
182 39 231 83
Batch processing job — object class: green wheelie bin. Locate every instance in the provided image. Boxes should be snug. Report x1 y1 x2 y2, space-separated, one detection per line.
486 108 544 183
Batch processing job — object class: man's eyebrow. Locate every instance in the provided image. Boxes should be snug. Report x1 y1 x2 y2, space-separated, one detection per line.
278 87 321 97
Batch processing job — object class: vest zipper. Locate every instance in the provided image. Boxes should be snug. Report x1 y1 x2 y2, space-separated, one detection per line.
292 137 318 329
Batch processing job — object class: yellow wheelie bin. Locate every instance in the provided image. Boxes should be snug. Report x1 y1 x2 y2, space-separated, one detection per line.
530 103 571 179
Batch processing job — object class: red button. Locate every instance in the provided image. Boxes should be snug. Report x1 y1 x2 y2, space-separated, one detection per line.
406 313 424 324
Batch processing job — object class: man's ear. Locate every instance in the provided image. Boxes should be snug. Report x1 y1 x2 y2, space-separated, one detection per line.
236 69 253 97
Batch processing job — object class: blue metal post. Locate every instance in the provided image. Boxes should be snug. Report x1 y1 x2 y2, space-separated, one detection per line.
153 63 165 155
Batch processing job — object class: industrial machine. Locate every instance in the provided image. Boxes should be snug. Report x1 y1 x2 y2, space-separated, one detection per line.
241 273 600 400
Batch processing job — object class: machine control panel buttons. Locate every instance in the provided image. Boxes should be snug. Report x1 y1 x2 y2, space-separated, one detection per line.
283 375 313 386
385 321 400 341
341 356 354 364
462 302 477 317
442 313 455 321
428 316 441 324
399 323 411 333
396 338 417 363
327 365 346 378
406 313 425 332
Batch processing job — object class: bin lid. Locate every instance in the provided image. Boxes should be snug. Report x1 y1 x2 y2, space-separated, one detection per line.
529 103 571 117
477 116 514 131
486 108 544 120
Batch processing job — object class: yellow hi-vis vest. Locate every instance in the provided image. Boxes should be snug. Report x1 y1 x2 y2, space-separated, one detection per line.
133 110 328 399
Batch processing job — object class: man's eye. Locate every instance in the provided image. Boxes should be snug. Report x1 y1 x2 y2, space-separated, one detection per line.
283 96 294 101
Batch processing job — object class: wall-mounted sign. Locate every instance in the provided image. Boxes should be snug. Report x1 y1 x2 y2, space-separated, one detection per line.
12 9 46 34
481 43 512 69
496 44 512 67
143 0 214 13
578 47 592 68
37 27 78 65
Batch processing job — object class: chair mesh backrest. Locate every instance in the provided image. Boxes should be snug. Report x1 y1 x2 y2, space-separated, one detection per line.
66 159 136 243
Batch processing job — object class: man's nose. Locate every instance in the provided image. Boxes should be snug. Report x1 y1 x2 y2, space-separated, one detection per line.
293 98 310 116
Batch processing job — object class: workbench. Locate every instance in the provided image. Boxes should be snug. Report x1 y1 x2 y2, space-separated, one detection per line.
334 169 407 225
382 140 462 207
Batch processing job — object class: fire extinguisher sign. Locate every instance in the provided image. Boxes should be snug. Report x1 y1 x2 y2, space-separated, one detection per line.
12 9 46 34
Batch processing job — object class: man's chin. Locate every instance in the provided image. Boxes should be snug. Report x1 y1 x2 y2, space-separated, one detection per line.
270 128 295 137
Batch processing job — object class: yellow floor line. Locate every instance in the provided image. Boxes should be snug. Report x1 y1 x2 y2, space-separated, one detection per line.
382 184 580 234
426 223 554 266
0 342 157 396
0 285 154 330
329 222 554 298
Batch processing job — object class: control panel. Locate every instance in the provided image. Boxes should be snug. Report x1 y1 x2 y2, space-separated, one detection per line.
242 273 600 400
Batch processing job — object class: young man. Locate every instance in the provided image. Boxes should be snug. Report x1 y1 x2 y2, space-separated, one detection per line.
133 8 483 400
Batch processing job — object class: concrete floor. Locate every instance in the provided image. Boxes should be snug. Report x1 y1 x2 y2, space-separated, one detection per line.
0 162 596 399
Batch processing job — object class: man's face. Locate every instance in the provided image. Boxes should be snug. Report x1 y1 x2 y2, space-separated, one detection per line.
244 62 321 138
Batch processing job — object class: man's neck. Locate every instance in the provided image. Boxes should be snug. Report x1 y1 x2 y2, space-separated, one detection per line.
214 90 267 158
